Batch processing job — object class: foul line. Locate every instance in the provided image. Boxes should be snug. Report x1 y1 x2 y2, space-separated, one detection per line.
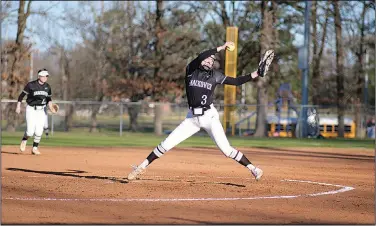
3 179 354 202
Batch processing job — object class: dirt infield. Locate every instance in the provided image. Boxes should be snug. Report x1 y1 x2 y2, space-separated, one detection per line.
1 145 375 224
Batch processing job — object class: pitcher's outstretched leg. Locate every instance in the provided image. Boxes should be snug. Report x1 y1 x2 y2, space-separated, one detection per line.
206 117 263 181
127 118 200 181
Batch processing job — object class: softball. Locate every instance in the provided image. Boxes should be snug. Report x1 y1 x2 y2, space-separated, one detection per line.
227 43 235 51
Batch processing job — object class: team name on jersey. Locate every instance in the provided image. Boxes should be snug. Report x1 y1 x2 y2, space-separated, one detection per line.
33 91 48 96
189 80 212 90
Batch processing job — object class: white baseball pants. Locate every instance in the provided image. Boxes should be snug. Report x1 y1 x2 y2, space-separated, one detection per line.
25 105 47 141
154 104 242 161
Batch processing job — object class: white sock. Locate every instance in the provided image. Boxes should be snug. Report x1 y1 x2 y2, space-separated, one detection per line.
246 164 256 171
139 159 149 169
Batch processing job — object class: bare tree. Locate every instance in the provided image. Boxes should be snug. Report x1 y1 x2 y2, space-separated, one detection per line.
59 1 111 132
59 47 74 131
5 0 32 131
311 1 330 105
254 1 277 137
43 44 74 132
89 1 107 133
350 2 373 138
0 1 13 21
153 0 164 135
333 0 345 137
186 1 261 77
99 1 202 132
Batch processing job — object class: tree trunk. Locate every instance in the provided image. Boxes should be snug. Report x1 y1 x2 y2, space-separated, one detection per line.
333 0 345 138
90 111 98 133
255 86 268 137
311 1 318 104
90 103 101 133
219 0 231 27
65 103 74 132
355 98 362 138
153 0 164 135
153 0 163 87
312 2 329 105
254 1 275 137
154 103 163 136
61 49 74 132
128 104 139 132
355 2 367 138
90 1 105 133
6 0 32 131
90 100 104 133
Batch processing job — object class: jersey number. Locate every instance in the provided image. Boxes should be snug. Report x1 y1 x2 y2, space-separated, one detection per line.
41 99 46 105
201 95 207 105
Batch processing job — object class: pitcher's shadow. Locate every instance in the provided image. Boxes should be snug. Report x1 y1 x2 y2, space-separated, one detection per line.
1 151 22 155
6 167 129 183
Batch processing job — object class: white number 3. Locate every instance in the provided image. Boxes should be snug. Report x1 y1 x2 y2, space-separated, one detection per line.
201 95 207 105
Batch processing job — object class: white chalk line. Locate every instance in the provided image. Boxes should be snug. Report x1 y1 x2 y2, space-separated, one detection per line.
3 179 354 202
282 179 355 197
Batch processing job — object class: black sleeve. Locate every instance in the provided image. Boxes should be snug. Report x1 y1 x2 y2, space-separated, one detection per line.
17 92 26 102
213 70 227 84
18 83 31 102
22 83 31 95
222 74 252 86
186 48 218 76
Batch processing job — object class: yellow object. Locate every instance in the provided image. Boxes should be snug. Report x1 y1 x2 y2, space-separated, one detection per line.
227 43 235 51
266 117 356 138
223 27 238 135
317 117 356 138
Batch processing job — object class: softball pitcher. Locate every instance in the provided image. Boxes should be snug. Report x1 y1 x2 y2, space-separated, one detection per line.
127 42 274 181
16 69 54 155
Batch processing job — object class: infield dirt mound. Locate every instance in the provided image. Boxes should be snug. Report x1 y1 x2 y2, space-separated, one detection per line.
1 145 374 224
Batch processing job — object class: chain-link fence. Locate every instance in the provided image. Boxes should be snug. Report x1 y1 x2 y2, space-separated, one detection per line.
1 99 375 139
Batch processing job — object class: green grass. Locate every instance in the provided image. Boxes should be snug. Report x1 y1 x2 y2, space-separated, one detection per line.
1 131 374 149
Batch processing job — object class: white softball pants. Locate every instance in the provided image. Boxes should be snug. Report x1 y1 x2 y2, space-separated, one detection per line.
153 104 243 161
25 105 47 142
44 107 49 129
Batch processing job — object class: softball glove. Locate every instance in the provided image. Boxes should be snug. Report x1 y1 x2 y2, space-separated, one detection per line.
49 103 59 114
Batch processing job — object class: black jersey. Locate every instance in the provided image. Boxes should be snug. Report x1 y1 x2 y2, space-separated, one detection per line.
185 48 255 108
185 48 226 108
21 80 52 106
185 68 226 108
